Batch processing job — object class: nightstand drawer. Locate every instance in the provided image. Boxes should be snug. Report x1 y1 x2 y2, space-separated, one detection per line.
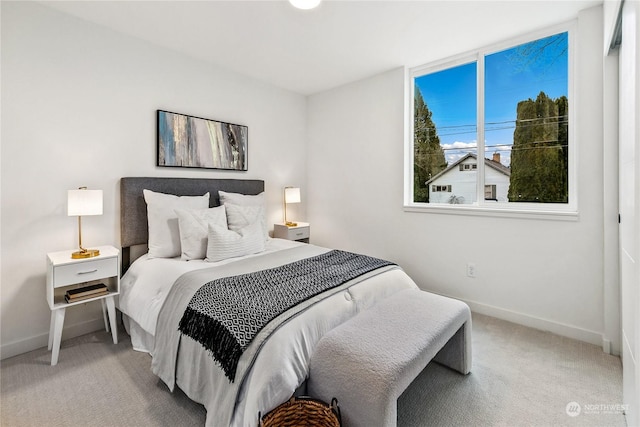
53 258 118 288
288 227 310 240
276 226 309 241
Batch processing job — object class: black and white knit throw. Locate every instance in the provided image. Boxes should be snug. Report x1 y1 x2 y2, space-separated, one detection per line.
178 249 395 382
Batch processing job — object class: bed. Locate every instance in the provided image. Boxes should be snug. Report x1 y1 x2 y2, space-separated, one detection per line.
117 177 420 427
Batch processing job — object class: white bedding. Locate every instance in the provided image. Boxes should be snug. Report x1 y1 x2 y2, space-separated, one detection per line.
118 239 419 426
119 238 301 352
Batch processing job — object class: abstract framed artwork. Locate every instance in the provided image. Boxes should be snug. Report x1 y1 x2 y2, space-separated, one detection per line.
157 110 248 171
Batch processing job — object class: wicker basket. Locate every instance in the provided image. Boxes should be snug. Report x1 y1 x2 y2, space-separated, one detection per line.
259 396 341 427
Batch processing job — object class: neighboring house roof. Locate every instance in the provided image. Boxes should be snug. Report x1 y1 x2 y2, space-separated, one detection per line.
425 153 511 185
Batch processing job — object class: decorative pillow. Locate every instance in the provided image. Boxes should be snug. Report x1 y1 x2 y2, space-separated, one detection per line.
219 190 265 207
143 189 210 259
175 205 227 261
224 203 268 241
206 220 266 262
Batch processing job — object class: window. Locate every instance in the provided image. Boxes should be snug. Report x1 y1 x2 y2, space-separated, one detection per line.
432 185 452 192
484 185 497 200
406 25 574 217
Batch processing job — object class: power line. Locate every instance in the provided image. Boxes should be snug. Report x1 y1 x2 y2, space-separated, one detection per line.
420 115 568 131
416 120 569 138
434 143 567 153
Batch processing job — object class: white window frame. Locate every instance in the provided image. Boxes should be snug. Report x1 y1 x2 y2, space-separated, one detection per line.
404 21 577 221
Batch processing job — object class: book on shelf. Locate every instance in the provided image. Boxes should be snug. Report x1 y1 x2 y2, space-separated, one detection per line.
65 283 108 299
65 290 109 303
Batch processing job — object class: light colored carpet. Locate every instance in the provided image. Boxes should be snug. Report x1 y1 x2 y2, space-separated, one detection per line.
1 313 626 426
398 314 626 427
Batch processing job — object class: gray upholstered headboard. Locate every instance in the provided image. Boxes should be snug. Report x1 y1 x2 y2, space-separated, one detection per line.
120 177 264 273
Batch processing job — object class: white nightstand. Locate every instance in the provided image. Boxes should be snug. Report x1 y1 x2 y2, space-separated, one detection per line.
273 222 310 243
46 245 120 365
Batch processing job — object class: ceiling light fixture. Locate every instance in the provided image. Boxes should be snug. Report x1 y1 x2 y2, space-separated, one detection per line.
289 0 321 10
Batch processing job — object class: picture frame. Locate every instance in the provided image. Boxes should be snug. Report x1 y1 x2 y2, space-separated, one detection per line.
157 110 248 171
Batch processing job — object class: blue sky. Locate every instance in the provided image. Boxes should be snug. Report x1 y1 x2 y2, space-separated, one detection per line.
415 32 568 167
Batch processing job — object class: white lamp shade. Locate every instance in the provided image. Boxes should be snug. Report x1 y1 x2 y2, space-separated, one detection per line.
68 189 103 216
289 0 321 10
284 187 301 204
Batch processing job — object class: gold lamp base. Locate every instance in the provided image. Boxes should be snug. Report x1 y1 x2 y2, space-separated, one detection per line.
71 248 100 259
285 221 298 227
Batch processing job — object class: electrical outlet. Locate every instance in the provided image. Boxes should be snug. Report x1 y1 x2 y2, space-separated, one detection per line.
466 263 476 278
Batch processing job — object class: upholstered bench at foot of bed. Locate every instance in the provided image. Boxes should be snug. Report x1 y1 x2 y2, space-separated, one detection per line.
307 288 472 427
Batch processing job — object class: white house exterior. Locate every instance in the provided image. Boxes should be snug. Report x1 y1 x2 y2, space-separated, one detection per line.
426 153 511 204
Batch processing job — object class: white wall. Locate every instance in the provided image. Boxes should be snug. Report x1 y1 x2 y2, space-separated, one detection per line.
307 6 610 346
0 2 307 358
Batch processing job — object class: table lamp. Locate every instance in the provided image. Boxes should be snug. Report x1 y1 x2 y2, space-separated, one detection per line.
67 187 103 259
283 187 300 227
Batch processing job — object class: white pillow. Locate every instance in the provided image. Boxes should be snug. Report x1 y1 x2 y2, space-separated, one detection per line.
219 190 265 207
175 205 227 260
224 203 268 241
143 189 210 259
206 221 266 262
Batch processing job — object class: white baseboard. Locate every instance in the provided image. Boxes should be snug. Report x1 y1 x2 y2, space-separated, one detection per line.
0 317 105 361
447 295 605 348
